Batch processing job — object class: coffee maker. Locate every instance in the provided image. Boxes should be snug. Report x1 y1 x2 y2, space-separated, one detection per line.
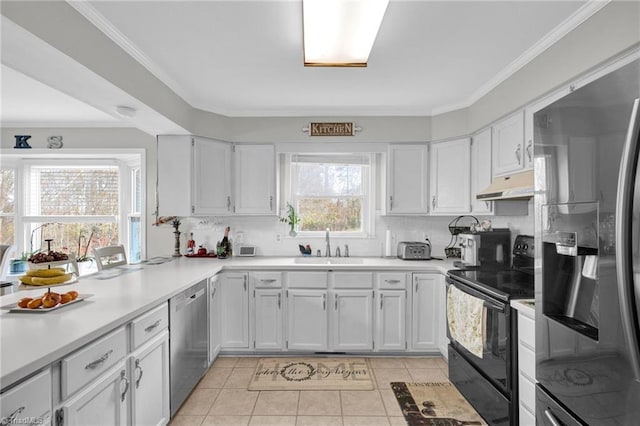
456 228 511 268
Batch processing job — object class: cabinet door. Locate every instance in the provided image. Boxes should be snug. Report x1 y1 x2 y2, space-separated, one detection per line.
193 137 233 215
331 290 374 351
411 274 439 350
287 290 327 351
387 144 429 214
0 368 51 426
254 289 284 350
157 135 192 217
131 331 170 426
376 290 406 351
234 144 276 215
471 128 493 214
430 138 471 214
492 112 525 176
220 273 249 348
60 361 129 426
209 276 221 364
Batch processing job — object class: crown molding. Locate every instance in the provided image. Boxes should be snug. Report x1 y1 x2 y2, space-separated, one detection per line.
432 0 611 116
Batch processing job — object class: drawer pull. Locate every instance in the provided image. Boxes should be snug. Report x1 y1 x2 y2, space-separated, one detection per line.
260 279 277 283
3 406 25 425
120 370 129 402
85 349 113 370
544 409 561 426
277 292 281 309
144 320 161 333
135 359 144 388
384 279 401 284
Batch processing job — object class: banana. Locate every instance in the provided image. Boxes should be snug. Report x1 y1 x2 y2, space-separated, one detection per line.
26 268 66 277
30 273 73 286
18 275 35 285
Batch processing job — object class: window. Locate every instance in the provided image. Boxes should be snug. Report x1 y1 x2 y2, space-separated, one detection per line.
287 154 373 236
0 168 15 245
128 167 142 262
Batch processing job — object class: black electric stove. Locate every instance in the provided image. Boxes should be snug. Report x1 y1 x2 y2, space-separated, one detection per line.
448 234 534 302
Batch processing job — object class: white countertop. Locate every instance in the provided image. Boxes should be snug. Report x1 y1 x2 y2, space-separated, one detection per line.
511 299 535 318
0 256 456 389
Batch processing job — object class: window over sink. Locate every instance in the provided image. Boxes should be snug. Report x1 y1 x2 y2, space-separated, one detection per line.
283 153 374 237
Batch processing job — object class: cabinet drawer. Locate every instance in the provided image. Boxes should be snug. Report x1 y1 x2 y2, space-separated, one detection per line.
518 313 535 349
287 271 328 288
377 272 407 290
61 326 127 399
519 372 536 414
131 303 168 349
253 271 282 288
1 368 51 424
333 272 373 289
518 343 535 381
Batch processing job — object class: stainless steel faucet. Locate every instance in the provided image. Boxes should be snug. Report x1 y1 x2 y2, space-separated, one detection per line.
344 244 349 258
325 228 331 257
335 246 341 257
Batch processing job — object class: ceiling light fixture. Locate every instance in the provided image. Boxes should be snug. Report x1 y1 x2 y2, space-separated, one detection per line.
115 105 137 118
303 0 389 67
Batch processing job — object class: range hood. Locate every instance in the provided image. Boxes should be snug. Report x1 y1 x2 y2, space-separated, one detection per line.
476 169 534 201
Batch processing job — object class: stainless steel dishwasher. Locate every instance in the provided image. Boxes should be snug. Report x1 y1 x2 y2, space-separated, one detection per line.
169 279 208 416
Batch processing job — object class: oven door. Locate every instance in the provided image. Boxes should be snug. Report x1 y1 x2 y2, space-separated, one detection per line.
445 276 511 396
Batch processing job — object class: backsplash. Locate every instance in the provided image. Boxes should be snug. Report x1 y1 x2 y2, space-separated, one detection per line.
148 201 533 259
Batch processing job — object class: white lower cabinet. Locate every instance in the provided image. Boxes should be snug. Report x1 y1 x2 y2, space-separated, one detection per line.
209 276 221 364
376 290 406 351
130 331 170 426
59 361 129 426
254 288 284 350
331 290 374 351
287 289 328 351
0 368 52 426
514 302 536 425
411 274 440 350
220 272 249 348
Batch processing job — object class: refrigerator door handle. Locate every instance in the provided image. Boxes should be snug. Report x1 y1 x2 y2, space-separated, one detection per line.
616 97 640 380
544 409 562 426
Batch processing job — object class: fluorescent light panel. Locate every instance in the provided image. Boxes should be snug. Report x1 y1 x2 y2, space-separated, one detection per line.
303 0 389 67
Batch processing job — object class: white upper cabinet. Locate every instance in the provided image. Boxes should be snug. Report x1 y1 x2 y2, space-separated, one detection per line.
429 138 471 214
233 144 276 215
492 111 526 176
471 128 493 214
157 136 276 217
386 144 429 214
193 137 233 215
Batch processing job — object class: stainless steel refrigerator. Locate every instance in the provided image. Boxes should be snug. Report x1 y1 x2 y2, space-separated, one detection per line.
534 57 640 425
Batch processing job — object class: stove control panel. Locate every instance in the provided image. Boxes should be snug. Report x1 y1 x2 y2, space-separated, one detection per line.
513 235 534 258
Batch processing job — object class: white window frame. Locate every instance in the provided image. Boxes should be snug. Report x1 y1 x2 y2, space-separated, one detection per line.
0 149 145 262
283 153 376 238
0 162 18 248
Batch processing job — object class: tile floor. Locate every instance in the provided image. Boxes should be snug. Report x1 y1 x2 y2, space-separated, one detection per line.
170 356 449 426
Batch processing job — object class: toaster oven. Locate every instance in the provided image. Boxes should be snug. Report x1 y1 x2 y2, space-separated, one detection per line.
397 241 432 260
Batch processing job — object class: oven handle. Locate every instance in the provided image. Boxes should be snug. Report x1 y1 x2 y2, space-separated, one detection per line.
445 276 506 313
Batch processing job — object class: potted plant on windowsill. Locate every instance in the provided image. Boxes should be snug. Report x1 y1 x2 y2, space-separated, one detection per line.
280 203 301 237
75 226 99 264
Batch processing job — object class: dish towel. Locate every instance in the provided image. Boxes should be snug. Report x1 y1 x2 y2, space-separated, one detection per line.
447 285 484 358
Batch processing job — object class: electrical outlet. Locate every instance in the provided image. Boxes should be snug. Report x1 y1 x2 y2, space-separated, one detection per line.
423 232 430 242
275 233 282 244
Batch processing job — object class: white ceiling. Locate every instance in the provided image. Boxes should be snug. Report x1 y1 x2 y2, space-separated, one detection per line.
1 0 596 125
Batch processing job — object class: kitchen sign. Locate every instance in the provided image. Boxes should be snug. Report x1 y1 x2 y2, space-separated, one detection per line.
304 122 359 137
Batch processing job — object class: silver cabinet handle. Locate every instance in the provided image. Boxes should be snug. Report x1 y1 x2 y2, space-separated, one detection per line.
432 196 436 209
277 292 281 309
322 294 326 311
120 370 129 402
134 358 144 388
144 320 161 333
515 145 522 164
415 280 418 293
526 140 533 161
243 275 247 291
269 196 273 211
385 279 401 284
85 349 113 370
389 195 393 211
380 296 383 310
544 409 562 426
335 295 338 310
260 279 277 283
2 406 25 426
211 286 217 299
485 201 490 210
227 196 231 211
